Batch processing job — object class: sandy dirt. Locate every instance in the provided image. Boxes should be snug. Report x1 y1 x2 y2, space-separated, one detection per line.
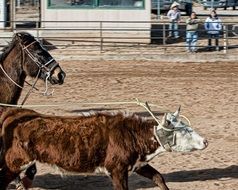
7 60 237 190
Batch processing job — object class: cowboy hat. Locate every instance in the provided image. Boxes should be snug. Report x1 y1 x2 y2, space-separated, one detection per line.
171 1 180 9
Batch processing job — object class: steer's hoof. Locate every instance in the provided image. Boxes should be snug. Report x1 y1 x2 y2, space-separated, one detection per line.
15 180 26 190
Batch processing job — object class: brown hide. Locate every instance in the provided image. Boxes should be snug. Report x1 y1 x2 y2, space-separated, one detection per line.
0 32 65 105
0 108 159 176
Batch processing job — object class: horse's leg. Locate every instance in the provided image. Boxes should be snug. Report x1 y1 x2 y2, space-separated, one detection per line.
0 165 20 190
135 164 169 190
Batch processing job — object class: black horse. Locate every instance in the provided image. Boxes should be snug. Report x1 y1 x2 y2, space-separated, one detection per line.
0 31 66 189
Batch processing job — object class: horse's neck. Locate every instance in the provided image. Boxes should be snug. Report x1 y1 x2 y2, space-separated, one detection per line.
0 48 26 104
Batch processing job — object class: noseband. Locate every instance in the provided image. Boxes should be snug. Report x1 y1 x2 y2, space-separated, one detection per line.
20 39 59 78
19 36 60 103
0 34 59 105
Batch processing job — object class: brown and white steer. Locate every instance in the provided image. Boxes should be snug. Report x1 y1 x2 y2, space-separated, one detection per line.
0 107 208 190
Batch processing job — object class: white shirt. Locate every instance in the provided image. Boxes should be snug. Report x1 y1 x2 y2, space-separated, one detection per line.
204 17 222 34
167 9 181 22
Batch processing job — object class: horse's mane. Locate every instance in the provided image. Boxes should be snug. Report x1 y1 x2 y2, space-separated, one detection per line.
0 32 35 63
0 36 17 63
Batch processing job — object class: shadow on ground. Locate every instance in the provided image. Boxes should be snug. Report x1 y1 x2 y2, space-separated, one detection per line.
164 165 238 182
32 165 238 189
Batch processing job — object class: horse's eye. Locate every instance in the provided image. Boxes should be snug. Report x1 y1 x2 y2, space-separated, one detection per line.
37 51 45 56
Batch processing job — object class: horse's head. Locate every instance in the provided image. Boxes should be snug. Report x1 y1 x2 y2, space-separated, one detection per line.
15 32 66 85
155 107 208 152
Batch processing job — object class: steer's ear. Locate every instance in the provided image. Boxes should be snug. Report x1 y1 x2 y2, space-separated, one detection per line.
173 105 181 118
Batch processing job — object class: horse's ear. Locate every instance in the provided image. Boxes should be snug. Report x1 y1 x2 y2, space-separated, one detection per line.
16 33 22 38
15 33 20 39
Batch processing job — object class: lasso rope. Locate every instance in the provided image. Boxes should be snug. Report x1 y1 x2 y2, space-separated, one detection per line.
0 100 155 108
0 98 191 152
0 99 191 125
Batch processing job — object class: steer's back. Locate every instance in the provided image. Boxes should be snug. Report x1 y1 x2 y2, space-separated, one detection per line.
1 108 138 173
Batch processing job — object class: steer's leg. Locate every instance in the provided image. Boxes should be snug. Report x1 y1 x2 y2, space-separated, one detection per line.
110 168 128 190
136 164 169 190
0 165 20 190
18 164 37 189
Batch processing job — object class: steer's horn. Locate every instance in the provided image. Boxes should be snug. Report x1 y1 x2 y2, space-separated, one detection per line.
173 105 181 118
161 113 167 126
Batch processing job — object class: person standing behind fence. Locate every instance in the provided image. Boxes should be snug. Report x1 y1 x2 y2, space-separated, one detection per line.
167 2 181 38
186 11 200 53
204 9 222 51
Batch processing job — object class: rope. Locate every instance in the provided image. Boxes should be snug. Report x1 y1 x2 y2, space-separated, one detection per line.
0 98 191 126
0 98 191 152
0 100 138 108
135 98 173 132
20 70 41 106
42 72 54 96
0 99 190 123
179 114 191 126
0 64 23 89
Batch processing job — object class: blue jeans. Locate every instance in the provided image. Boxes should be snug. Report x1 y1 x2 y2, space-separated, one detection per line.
186 31 198 51
169 21 179 38
208 33 219 47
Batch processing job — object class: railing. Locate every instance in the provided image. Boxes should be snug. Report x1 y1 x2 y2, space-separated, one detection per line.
0 20 238 56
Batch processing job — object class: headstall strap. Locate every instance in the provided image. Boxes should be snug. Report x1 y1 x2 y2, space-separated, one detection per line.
22 40 37 50
15 35 56 103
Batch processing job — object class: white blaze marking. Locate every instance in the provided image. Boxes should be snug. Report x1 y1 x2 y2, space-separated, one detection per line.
145 146 166 162
94 167 110 176
20 160 36 171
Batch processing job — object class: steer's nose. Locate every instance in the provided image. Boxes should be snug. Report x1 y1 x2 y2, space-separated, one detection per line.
203 139 208 147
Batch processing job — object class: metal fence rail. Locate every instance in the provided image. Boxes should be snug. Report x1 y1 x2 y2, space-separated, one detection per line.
0 20 238 55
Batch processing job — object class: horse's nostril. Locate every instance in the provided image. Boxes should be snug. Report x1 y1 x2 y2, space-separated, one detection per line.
58 72 66 83
203 139 208 147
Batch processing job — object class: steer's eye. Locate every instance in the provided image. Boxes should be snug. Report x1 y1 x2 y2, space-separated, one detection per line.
167 120 171 126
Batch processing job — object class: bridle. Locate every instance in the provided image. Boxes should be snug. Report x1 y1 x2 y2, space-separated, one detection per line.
0 34 59 105
20 39 59 76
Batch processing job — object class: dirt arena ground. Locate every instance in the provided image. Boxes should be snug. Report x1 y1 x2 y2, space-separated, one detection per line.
10 60 237 190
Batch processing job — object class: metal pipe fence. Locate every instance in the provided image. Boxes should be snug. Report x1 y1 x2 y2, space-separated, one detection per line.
0 20 238 55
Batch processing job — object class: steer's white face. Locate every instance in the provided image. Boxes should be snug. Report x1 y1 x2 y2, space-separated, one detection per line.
157 108 208 152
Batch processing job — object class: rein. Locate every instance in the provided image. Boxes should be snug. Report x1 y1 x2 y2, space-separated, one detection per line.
20 69 41 106
0 64 23 89
0 63 39 90
0 35 57 105
20 40 58 96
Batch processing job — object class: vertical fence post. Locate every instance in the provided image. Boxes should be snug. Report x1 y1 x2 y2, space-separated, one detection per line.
162 19 166 53
223 24 228 54
36 21 40 40
16 0 20 8
11 0 16 31
100 21 103 53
